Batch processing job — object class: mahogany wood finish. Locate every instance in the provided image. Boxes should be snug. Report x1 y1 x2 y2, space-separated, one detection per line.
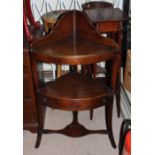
84 8 129 117
39 73 112 111
31 10 119 148
23 0 44 132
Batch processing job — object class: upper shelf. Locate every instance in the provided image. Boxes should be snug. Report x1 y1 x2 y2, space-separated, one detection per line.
31 10 119 64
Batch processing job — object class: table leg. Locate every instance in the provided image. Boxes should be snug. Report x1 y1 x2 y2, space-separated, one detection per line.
116 71 121 117
57 65 61 78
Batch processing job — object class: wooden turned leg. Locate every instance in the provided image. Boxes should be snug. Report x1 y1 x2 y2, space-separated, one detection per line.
89 63 97 120
81 65 86 75
92 63 97 79
35 127 43 148
72 111 78 123
57 65 61 78
35 102 44 148
116 71 121 117
44 22 49 34
69 65 77 72
105 97 116 148
89 109 94 120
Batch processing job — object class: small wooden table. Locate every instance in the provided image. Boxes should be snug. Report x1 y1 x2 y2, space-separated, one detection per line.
84 8 128 51
31 11 119 149
42 10 68 33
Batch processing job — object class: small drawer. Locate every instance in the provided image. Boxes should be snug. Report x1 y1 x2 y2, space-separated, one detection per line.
97 21 120 33
41 97 104 111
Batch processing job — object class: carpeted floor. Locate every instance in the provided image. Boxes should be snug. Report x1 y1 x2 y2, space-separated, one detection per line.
23 100 123 155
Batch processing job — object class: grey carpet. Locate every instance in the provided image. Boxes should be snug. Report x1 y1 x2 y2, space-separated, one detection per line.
23 100 123 155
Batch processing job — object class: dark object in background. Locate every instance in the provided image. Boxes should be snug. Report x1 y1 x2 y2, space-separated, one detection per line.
81 1 113 10
119 119 131 155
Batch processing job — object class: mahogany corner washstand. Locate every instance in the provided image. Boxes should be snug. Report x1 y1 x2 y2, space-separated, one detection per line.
30 10 119 148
